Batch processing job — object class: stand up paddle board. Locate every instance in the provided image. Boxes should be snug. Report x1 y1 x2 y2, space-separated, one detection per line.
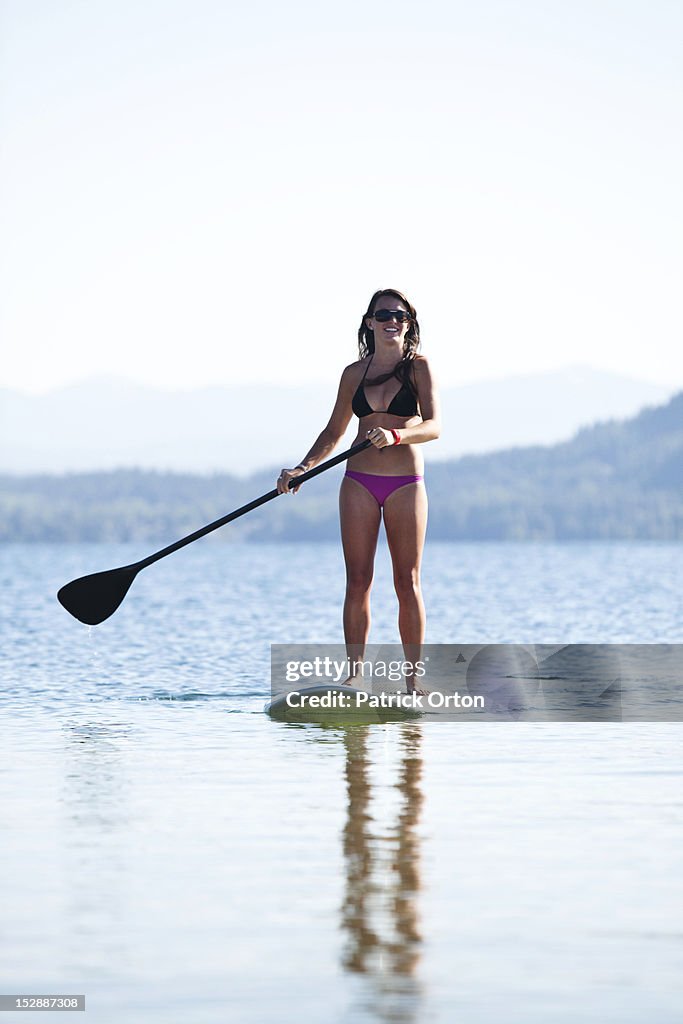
265 683 423 723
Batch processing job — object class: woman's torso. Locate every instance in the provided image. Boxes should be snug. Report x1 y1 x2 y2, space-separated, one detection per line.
348 357 424 475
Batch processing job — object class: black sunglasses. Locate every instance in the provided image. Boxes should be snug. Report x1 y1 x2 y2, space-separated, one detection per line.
373 308 412 323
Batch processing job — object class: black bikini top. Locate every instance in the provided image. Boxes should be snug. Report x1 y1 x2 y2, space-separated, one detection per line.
352 357 419 419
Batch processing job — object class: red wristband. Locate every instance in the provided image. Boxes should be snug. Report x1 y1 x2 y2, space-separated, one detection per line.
390 429 401 445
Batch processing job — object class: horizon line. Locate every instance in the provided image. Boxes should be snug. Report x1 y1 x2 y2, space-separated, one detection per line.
1 364 679 397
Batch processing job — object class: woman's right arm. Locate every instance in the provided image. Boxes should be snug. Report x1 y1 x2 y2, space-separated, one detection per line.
276 364 358 494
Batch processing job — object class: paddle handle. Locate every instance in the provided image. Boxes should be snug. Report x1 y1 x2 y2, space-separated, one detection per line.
138 438 372 569
288 437 372 488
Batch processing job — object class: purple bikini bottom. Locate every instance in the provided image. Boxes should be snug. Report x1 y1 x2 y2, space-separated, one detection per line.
344 469 424 509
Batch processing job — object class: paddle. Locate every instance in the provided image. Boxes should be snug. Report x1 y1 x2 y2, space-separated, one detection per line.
57 439 372 625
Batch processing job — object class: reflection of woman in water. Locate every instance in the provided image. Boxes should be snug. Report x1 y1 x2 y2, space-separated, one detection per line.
277 290 440 692
341 725 424 995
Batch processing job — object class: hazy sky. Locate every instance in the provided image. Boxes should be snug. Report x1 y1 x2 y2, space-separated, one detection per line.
1 0 681 393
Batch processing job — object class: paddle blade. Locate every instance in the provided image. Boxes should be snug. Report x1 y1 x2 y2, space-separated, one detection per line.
57 565 138 625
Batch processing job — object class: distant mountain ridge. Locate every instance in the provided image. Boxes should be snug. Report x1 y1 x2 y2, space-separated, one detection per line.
0 366 672 474
2 390 681 541
424 391 683 540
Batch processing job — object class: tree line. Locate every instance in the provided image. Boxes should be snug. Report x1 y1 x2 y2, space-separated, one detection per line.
2 393 681 542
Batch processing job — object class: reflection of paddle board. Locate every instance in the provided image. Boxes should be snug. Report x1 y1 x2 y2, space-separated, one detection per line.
265 683 422 723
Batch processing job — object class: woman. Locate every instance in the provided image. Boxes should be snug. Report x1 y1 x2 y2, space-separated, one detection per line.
277 288 440 691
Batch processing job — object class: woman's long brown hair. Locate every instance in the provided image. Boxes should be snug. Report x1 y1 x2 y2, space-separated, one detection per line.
357 288 421 392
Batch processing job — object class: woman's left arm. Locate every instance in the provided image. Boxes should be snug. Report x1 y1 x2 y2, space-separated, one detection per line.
394 357 441 445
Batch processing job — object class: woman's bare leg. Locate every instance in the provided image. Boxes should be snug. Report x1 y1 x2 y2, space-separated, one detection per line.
383 482 428 692
339 475 381 681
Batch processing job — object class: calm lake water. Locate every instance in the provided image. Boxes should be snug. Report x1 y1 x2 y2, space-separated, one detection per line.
2 541 683 1023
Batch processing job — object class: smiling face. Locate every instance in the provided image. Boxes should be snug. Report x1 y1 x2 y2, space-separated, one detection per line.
357 287 420 360
366 297 412 350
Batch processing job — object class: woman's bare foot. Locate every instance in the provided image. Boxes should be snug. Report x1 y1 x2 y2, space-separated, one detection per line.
407 684 429 697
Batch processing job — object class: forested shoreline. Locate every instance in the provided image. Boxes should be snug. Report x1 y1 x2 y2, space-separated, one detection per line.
2 394 682 541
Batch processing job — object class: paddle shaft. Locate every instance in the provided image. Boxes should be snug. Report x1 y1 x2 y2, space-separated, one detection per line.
136 439 372 570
